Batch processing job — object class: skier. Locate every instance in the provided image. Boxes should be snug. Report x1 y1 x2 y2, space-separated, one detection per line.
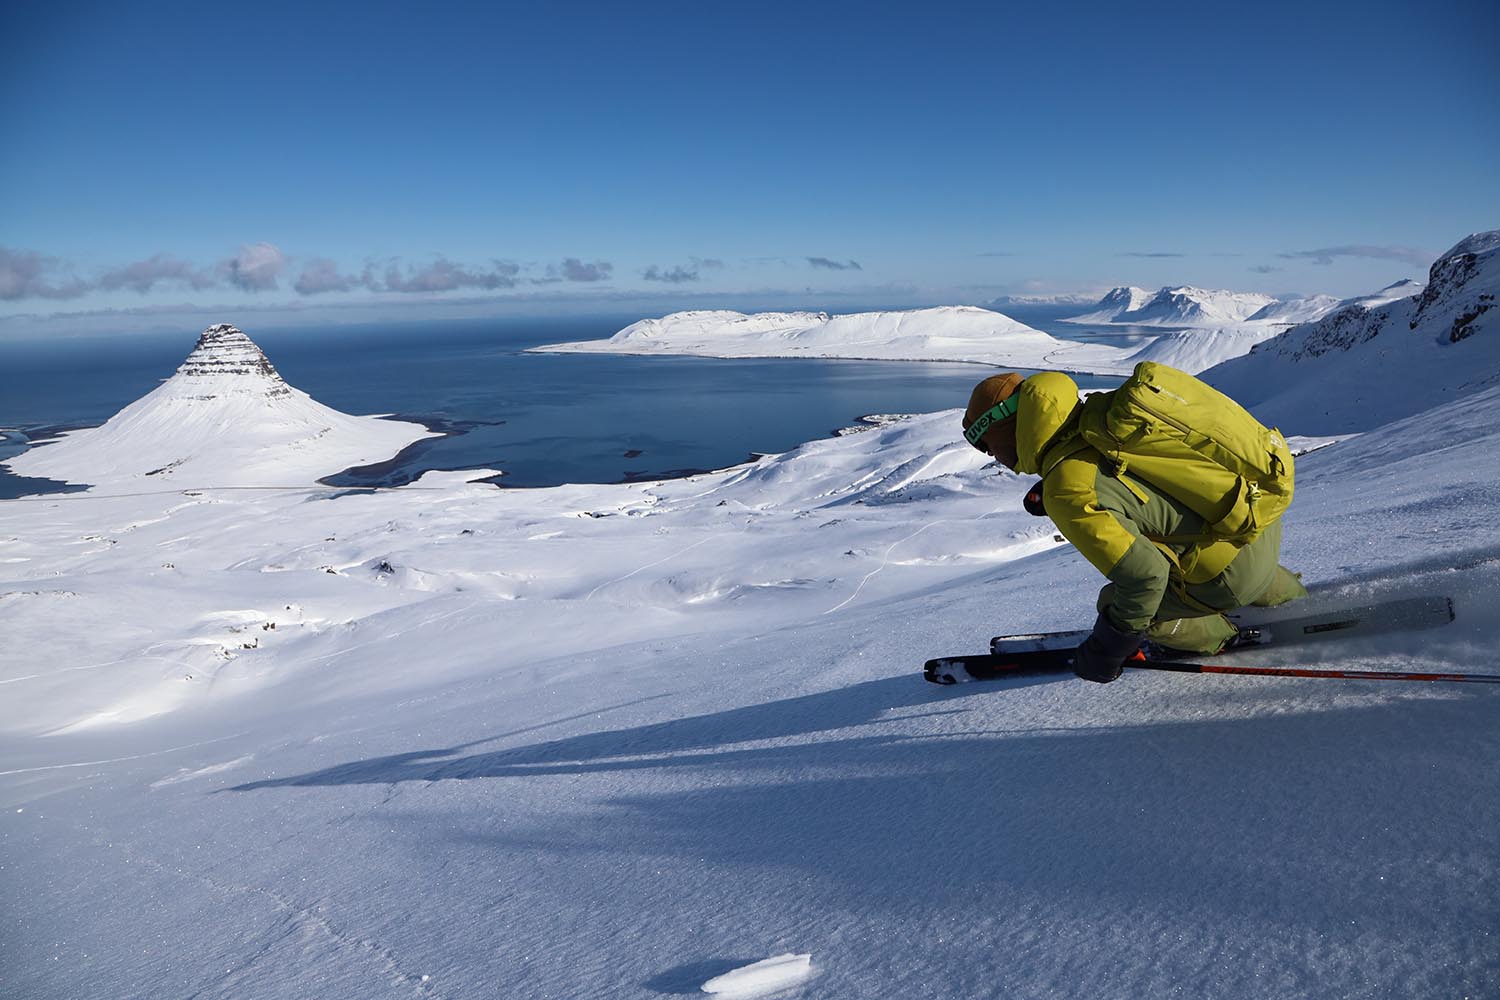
962 371 1307 684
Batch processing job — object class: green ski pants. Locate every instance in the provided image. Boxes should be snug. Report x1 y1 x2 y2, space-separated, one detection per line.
1097 564 1308 655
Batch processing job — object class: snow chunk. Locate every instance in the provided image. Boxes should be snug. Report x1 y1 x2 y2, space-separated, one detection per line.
701 953 813 996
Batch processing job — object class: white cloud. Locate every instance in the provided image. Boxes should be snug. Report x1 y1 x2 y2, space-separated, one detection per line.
0 247 90 300
99 253 217 293
223 242 286 292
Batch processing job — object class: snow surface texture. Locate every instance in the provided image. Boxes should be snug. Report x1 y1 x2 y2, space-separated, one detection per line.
3 323 435 489
531 304 1279 375
3 245 1500 1000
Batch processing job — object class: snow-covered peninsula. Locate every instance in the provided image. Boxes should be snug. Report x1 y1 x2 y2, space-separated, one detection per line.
530 304 1287 375
3 232 1498 1000
532 304 1142 373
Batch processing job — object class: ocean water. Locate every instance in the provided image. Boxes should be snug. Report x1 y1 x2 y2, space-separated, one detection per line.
0 311 1131 497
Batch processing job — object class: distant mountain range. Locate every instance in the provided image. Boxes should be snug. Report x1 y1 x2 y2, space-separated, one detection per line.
1065 286 1278 326
983 293 1099 308
1055 280 1428 329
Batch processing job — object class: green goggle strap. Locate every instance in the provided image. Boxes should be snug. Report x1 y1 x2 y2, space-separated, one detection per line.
963 395 1020 446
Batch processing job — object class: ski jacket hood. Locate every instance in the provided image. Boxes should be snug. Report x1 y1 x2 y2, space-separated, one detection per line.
1015 372 1083 475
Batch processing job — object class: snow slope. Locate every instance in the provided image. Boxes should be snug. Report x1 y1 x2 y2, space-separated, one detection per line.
1243 293 1343 324
1122 324 1288 372
1344 277 1425 310
3 266 1500 999
3 323 434 490
533 305 1143 374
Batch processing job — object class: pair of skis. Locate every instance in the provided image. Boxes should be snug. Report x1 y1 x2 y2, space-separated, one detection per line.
924 595 1499 685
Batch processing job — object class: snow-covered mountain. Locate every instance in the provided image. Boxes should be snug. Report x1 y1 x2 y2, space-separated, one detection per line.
533 305 1143 374
1344 277 1425 311
1239 281 1424 329
1239 281 1422 328
1059 286 1155 324
1243 293 1343 324
1117 285 1278 326
3 324 434 489
1064 283 1423 330
1063 285 1279 326
1205 232 1500 433
599 309 832 347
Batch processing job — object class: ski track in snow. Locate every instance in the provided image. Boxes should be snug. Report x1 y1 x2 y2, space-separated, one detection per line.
0 652 184 686
823 515 986 616
583 535 718 602
0 734 242 777
149 755 257 789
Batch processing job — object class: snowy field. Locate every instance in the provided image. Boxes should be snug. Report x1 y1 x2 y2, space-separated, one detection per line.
2 235 1498 999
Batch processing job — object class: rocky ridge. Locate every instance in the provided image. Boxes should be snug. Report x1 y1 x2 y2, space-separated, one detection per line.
1262 232 1498 361
172 323 289 394
1411 232 1499 343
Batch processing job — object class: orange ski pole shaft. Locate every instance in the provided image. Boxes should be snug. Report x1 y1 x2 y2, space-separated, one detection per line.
1134 659 1500 684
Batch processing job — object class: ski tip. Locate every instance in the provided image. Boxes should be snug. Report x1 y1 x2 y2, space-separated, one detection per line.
923 659 964 685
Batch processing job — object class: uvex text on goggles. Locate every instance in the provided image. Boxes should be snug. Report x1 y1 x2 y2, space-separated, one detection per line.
963 395 1020 448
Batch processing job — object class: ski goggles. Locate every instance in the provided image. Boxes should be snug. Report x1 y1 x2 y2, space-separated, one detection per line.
963 395 1020 448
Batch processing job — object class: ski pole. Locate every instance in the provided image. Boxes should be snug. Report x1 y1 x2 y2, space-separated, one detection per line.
1131 659 1500 684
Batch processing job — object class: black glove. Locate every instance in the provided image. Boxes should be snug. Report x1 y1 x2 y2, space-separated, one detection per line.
1073 612 1144 684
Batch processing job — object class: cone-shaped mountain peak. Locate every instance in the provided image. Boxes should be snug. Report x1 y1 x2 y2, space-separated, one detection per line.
170 323 289 396
2 323 432 488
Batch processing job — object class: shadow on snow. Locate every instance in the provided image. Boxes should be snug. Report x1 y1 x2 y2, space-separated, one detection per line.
227 673 1500 993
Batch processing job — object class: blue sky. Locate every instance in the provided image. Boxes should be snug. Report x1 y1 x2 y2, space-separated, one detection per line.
2 0 1497 332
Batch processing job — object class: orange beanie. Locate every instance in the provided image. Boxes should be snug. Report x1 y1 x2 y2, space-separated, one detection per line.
964 373 1025 432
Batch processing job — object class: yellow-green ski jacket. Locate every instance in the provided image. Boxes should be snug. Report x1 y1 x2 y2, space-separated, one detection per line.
1013 373 1281 633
